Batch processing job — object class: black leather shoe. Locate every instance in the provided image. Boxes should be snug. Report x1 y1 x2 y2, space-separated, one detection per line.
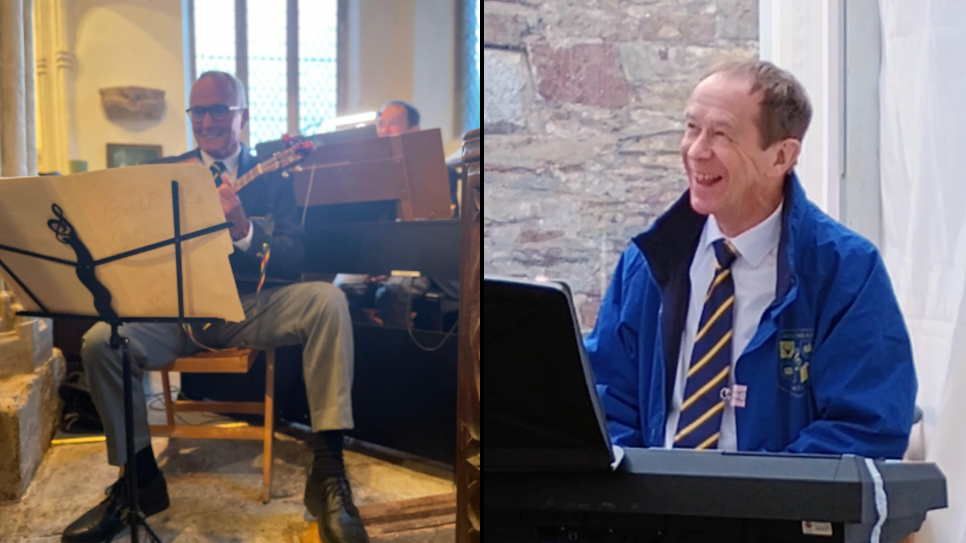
305 475 370 543
62 474 170 543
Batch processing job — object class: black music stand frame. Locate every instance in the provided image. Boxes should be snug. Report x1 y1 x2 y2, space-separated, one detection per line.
0 181 232 543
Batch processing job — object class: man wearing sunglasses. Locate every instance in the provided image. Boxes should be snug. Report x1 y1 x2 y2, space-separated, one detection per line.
62 71 369 543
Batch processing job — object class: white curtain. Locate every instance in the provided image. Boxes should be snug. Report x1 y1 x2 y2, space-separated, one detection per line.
879 0 966 540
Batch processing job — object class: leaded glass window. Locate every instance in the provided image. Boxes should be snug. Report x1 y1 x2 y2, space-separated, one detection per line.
299 0 339 135
193 0 236 76
463 0 481 133
192 0 340 148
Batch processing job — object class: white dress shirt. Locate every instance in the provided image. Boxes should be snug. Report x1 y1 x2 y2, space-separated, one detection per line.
664 203 783 451
200 147 254 251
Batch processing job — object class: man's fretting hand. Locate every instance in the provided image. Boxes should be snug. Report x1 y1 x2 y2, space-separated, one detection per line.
218 174 250 241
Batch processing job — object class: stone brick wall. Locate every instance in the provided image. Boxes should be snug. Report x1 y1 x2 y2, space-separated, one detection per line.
0 283 64 503
483 0 758 328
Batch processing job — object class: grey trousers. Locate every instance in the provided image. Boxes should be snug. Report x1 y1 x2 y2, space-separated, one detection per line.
81 282 355 466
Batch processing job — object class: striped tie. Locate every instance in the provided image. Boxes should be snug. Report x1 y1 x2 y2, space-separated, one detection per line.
210 161 226 187
675 239 739 450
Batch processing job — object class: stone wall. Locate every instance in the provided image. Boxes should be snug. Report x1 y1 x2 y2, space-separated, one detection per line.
0 347 65 503
0 285 64 503
483 0 758 328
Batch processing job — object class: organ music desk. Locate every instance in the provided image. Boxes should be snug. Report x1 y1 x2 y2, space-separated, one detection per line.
484 277 947 543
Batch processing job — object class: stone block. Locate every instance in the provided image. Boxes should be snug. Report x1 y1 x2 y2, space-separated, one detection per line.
620 43 756 83
618 130 683 156
483 49 534 134
627 78 695 112
538 0 642 42
483 135 615 171
621 43 684 82
618 110 684 139
482 1 534 49
635 2 718 45
0 350 66 503
717 0 759 41
530 42 630 108
0 318 53 380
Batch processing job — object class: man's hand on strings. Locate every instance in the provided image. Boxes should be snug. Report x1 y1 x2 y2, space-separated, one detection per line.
218 174 250 241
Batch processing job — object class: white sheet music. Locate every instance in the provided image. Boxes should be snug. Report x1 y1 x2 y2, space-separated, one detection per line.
0 164 245 322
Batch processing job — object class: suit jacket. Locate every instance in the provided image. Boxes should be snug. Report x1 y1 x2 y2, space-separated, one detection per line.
154 145 306 288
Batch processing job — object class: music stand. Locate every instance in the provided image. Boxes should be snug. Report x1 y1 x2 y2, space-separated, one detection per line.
0 181 232 543
292 128 453 222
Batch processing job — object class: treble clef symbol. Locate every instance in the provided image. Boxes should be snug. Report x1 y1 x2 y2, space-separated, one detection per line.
47 204 74 245
45 203 117 320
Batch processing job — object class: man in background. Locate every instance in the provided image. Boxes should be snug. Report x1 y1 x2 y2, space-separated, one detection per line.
377 100 461 213
335 100 462 328
375 100 421 138
336 101 460 330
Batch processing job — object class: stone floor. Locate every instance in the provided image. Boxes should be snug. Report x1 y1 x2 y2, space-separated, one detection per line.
0 431 455 543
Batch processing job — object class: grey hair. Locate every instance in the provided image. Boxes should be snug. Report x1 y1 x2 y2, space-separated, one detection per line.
704 60 812 148
196 71 248 108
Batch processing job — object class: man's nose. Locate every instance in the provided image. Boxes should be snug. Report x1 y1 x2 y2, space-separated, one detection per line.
201 112 218 129
688 132 713 160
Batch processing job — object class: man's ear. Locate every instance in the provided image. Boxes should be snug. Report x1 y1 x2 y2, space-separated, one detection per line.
241 108 250 130
772 138 803 176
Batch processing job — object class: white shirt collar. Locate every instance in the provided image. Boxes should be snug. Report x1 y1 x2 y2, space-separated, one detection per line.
704 202 784 268
199 147 242 178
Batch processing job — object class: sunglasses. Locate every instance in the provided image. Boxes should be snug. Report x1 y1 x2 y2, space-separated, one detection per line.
186 105 245 122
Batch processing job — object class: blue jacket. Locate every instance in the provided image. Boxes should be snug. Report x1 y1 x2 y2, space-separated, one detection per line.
585 174 916 459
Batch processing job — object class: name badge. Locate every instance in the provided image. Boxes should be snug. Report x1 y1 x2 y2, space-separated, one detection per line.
721 384 748 408
802 521 833 537
731 384 747 408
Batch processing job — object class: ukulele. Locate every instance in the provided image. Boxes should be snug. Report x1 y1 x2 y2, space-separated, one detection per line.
183 135 316 190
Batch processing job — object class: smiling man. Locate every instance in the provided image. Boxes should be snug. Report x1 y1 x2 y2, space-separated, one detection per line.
586 60 917 459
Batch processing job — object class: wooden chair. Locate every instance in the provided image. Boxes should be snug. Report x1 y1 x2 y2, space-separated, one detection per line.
148 348 276 503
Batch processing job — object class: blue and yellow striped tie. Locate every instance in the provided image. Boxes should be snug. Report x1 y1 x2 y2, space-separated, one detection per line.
210 161 226 187
675 239 739 450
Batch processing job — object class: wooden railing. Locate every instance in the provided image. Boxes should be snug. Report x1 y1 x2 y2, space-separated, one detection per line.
456 128 481 543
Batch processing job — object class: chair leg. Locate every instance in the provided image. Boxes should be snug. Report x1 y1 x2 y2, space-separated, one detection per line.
161 371 175 426
262 349 276 504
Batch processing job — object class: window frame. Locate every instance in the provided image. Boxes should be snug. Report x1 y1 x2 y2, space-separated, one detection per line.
456 0 481 136
187 0 348 144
